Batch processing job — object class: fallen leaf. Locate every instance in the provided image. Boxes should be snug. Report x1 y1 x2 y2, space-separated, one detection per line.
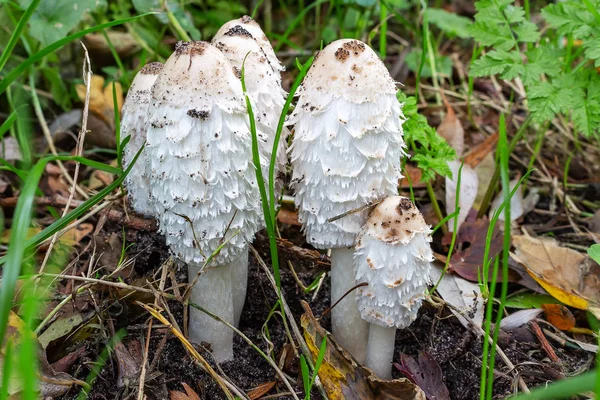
75 75 123 126
400 164 426 188
247 381 276 399
464 133 498 168
38 313 84 349
504 293 560 309
430 265 485 329
542 304 576 331
490 178 524 222
473 153 495 211
85 30 140 58
276 209 300 226
51 346 86 373
300 301 425 400
512 235 600 318
445 161 478 233
88 168 115 190
499 309 543 330
61 223 94 247
394 352 450 400
0 137 22 161
445 217 519 282
437 102 464 156
0 311 84 397
170 383 201 400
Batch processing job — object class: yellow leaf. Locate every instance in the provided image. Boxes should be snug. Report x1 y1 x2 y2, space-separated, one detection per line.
75 75 123 125
300 301 425 400
513 235 600 315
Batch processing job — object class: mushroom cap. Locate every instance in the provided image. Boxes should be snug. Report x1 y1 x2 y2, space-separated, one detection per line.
354 196 433 329
289 39 405 249
213 16 284 73
121 62 163 216
212 26 288 196
145 41 263 265
293 38 397 108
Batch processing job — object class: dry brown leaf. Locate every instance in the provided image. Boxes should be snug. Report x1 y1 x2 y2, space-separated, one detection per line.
169 383 201 400
473 153 496 211
75 75 123 125
89 169 115 190
277 208 300 226
247 381 276 399
300 301 425 400
464 133 498 168
512 235 600 318
437 102 464 156
400 164 425 188
85 30 140 58
542 304 576 331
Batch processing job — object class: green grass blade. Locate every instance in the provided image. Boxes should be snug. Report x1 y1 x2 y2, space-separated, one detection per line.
0 13 153 95
510 370 597 400
268 56 314 220
0 0 41 73
0 159 46 347
0 109 19 138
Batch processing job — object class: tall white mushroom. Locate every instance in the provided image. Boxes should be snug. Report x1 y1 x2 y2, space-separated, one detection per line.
212 22 288 325
120 62 163 216
354 196 433 379
145 41 263 362
289 39 405 363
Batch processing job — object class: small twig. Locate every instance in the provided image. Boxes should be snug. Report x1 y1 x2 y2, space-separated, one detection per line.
138 260 170 400
530 321 560 363
39 43 92 275
326 200 381 223
320 282 368 320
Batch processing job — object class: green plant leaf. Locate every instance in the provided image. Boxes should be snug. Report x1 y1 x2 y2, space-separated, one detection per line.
18 0 105 46
0 13 152 95
589 244 600 264
426 8 472 38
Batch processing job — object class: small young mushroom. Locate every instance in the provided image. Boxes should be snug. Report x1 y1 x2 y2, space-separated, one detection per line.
354 196 433 379
289 39 405 363
120 62 163 216
212 22 287 325
145 41 263 362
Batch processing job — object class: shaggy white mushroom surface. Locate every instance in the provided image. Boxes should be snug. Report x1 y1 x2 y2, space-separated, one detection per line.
120 62 163 216
289 39 406 248
355 196 433 328
354 196 433 379
145 41 263 362
145 41 262 266
212 24 288 197
289 39 406 363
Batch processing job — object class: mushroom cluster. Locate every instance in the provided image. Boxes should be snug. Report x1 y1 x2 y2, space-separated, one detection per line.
120 21 432 375
354 196 433 378
289 39 406 363
120 17 286 363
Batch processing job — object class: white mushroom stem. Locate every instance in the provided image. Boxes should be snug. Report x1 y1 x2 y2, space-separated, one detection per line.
330 247 369 364
231 246 249 326
365 324 396 379
188 261 235 362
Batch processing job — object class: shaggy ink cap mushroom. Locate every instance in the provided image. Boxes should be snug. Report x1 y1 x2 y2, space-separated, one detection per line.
120 62 163 216
354 196 433 329
213 15 284 74
289 39 406 249
212 24 288 196
145 41 263 266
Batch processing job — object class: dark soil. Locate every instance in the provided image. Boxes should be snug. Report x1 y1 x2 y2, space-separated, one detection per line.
54 225 593 400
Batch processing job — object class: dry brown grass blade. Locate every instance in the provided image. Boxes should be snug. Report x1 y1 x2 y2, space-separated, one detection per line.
135 302 235 400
